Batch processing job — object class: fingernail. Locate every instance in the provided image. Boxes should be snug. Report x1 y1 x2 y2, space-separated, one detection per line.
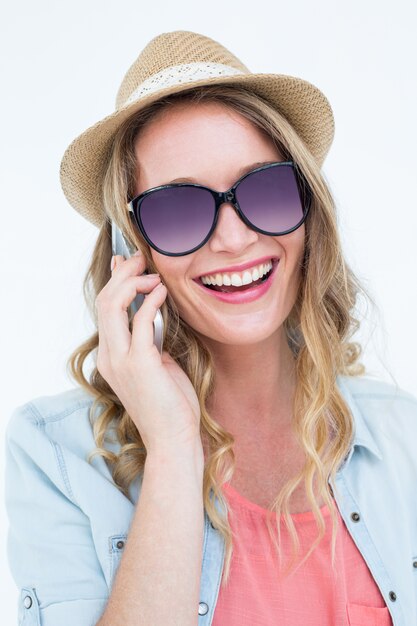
144 273 160 279
110 256 116 272
133 250 142 257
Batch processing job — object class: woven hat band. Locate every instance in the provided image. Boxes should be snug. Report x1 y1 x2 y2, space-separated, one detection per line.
123 62 245 108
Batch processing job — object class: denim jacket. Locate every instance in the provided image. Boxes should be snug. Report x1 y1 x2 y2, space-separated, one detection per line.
4 374 417 626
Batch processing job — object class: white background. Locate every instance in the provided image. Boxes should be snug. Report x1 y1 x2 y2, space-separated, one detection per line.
1 0 416 621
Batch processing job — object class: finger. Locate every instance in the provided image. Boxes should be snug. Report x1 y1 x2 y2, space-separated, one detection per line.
98 254 143 372
118 274 161 311
110 253 147 283
130 281 167 354
110 254 125 271
104 273 160 309
98 275 162 358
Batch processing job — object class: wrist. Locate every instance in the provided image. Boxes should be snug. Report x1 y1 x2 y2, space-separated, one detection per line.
146 437 205 475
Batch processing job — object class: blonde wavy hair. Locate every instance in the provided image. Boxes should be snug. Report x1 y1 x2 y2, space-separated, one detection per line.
67 84 384 586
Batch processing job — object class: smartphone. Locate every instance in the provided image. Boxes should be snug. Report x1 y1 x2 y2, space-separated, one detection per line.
111 220 164 354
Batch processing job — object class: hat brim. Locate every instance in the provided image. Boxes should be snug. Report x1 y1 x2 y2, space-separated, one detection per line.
60 72 334 228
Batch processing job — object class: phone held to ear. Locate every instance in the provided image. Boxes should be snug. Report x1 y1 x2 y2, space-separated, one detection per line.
111 220 164 354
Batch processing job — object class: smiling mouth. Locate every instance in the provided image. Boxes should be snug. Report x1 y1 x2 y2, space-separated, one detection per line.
199 259 278 294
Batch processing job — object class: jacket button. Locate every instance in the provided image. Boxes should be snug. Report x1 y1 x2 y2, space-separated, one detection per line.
198 602 209 615
413 560 417 568
23 596 33 609
389 591 397 601
116 540 125 549
351 512 360 522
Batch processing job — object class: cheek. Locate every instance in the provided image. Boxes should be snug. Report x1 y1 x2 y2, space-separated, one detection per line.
150 251 190 291
276 225 306 263
273 223 305 248
150 250 172 277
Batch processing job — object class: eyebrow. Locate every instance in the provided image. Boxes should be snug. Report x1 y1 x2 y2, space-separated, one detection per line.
167 161 279 184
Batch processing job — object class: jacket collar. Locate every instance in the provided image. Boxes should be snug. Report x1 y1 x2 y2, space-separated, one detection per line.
336 374 383 461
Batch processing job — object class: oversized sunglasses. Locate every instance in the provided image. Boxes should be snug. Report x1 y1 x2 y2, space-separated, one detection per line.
127 161 312 257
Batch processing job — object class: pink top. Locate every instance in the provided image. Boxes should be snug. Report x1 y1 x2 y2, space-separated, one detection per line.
212 482 393 626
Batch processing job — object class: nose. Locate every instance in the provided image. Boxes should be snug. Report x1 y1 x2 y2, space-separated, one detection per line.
208 200 259 254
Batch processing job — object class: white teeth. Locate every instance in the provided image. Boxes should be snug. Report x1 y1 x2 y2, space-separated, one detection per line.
200 260 274 287
242 271 252 285
231 273 243 287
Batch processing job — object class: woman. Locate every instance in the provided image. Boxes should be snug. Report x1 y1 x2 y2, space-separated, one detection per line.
5 30 417 626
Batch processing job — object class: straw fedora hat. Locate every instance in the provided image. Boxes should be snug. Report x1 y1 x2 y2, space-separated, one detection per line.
60 30 335 229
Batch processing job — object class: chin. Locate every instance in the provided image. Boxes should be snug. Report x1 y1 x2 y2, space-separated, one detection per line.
196 319 283 347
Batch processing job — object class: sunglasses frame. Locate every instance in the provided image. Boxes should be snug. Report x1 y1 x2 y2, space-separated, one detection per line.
127 160 312 257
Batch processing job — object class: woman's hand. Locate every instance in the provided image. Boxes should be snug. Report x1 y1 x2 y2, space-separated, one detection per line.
95 251 202 455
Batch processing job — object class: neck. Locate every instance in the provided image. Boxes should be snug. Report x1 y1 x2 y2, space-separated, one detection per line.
204 328 297 436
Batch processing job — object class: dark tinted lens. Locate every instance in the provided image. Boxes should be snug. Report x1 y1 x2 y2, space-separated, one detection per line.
139 186 215 254
235 164 305 233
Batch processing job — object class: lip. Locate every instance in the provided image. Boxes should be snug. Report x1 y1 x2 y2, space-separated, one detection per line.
193 259 280 304
194 255 280 280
